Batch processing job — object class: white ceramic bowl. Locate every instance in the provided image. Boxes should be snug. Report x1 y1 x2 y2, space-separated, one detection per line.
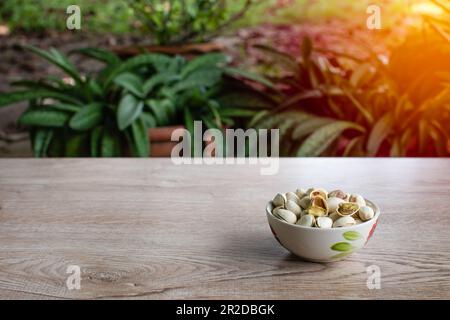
266 200 380 262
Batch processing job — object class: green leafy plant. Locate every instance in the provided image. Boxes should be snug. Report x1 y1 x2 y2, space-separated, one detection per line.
0 46 275 157
129 0 253 45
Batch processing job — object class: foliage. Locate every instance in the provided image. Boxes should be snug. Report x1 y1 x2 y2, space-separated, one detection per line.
424 0 450 42
0 47 275 157
129 0 253 45
0 0 134 33
251 36 450 157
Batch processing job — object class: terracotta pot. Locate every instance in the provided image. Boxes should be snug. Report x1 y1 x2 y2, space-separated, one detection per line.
111 42 223 59
148 125 184 157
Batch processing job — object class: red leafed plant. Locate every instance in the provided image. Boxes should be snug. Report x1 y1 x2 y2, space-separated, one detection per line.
249 28 450 157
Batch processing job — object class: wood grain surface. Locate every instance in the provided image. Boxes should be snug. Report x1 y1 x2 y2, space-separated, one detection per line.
0 158 449 299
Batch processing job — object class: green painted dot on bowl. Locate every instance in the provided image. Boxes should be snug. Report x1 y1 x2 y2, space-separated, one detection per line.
331 242 353 252
343 231 362 241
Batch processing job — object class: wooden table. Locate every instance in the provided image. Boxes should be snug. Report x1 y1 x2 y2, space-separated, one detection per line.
0 158 449 299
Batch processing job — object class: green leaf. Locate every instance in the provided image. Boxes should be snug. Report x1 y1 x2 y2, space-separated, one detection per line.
71 47 120 65
291 117 334 140
296 121 365 157
117 95 144 130
224 67 275 89
180 53 228 78
101 130 121 157
183 107 196 153
65 132 89 157
114 73 145 98
33 129 54 157
331 242 354 252
47 132 65 157
343 136 365 157
87 79 104 98
25 46 83 84
145 99 171 126
344 89 374 124
90 126 103 157
343 231 363 241
104 54 172 86
173 69 223 92
141 112 157 128
219 108 257 118
49 104 81 113
19 109 70 127
143 73 180 95
130 117 149 157
69 104 103 131
367 113 394 156
0 90 80 108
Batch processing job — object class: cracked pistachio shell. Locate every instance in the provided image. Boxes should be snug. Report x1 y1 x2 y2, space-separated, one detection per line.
299 196 311 209
300 209 309 217
308 206 327 217
328 190 347 200
285 200 301 216
276 209 297 224
286 192 300 204
296 214 315 227
358 206 374 221
308 196 329 217
326 196 345 213
333 216 356 228
273 193 286 207
315 216 333 229
336 202 359 217
349 194 366 207
309 188 328 199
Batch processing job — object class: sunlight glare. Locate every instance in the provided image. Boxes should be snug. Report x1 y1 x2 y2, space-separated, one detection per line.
411 2 444 16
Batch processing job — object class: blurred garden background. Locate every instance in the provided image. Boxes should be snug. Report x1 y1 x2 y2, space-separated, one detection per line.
0 0 449 157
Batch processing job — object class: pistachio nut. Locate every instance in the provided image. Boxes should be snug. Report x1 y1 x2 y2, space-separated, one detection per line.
336 202 359 217
296 214 315 227
299 196 311 209
285 200 302 217
326 196 345 213
309 188 328 199
315 216 333 229
358 206 375 221
333 216 356 228
273 193 286 207
349 194 366 207
329 211 341 222
328 190 347 200
276 209 297 224
286 192 300 204
272 206 284 218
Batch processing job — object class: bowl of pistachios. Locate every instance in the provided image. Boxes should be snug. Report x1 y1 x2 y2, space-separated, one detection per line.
266 188 380 262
